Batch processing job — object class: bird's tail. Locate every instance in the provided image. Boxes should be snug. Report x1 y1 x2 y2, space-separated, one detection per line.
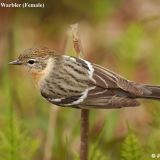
141 85 160 100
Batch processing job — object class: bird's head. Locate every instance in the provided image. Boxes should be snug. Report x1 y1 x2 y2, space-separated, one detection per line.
9 46 56 80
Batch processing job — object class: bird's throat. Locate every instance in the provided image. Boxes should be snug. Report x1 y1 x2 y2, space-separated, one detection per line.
31 58 54 84
31 71 44 83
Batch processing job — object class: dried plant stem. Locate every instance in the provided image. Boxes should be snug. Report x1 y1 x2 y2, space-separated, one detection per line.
70 23 84 57
80 109 89 160
71 23 90 160
43 35 68 160
43 107 59 160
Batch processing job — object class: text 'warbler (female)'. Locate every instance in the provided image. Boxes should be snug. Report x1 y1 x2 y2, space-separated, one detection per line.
9 47 160 109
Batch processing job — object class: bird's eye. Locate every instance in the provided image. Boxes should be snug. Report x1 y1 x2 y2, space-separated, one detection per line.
28 59 35 65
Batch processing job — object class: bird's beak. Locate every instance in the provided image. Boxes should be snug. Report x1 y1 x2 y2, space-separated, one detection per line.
8 59 22 65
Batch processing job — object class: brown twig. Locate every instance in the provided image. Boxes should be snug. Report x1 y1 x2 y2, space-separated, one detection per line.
43 34 68 160
80 109 89 160
71 23 90 160
43 107 59 160
70 23 84 57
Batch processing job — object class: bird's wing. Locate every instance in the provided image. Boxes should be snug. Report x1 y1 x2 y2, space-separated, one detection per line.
73 58 143 108
76 63 141 109
92 64 145 96
78 96 140 109
74 57 144 95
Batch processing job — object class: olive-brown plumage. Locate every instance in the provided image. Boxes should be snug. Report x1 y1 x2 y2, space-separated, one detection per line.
9 47 160 109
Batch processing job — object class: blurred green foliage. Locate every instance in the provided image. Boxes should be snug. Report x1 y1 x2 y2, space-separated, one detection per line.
121 128 143 160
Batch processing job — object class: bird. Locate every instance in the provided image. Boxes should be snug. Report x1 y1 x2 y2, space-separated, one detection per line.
9 46 160 109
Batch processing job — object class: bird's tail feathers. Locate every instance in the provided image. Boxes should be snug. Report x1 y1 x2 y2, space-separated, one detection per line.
141 85 160 100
